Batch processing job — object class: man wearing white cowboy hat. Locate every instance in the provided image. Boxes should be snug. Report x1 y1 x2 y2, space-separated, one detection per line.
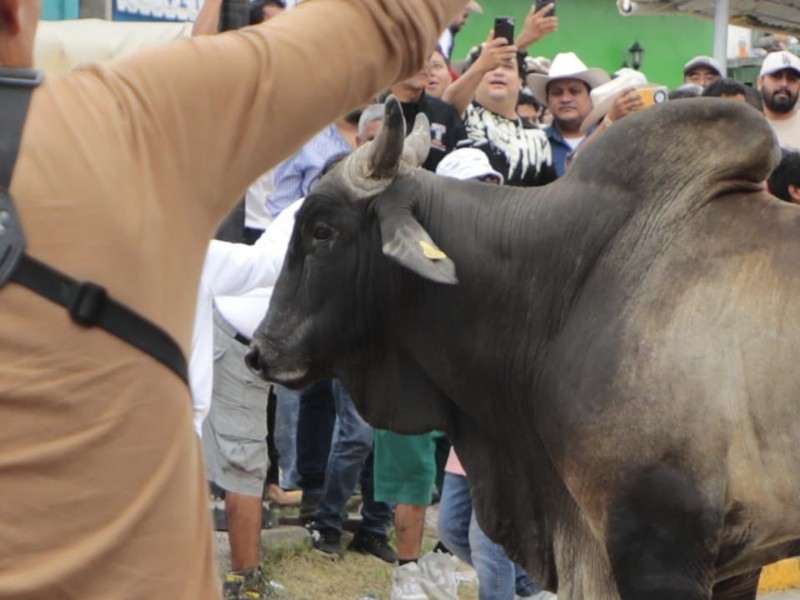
527 51 609 176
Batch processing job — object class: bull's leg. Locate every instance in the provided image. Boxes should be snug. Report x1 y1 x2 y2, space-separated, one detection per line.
710 569 761 600
605 466 721 600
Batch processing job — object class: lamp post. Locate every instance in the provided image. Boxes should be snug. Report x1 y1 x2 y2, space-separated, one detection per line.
629 40 644 70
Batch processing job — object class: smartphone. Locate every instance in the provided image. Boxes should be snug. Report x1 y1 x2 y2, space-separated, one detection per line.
493 17 515 44
535 0 555 16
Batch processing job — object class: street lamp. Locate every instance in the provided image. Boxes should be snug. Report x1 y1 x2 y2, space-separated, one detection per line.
629 40 644 70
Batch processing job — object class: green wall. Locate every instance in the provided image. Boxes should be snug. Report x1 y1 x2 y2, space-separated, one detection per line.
42 0 79 19
453 0 716 89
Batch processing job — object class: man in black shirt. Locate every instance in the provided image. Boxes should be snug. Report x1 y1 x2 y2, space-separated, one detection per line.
387 65 467 172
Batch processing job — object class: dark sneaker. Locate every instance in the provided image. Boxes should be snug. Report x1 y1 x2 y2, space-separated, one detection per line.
311 527 344 559
222 567 269 600
348 531 398 564
222 572 245 600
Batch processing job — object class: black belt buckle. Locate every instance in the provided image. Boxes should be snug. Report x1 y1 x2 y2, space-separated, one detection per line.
69 281 108 325
0 188 25 287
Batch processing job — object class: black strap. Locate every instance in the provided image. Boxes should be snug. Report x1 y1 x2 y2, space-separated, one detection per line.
0 68 40 189
10 255 188 382
0 68 188 384
0 69 39 287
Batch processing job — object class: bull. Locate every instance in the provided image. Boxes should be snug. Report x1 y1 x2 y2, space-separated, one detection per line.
246 96 800 600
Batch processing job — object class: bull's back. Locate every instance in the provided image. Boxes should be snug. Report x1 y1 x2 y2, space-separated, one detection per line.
540 191 800 572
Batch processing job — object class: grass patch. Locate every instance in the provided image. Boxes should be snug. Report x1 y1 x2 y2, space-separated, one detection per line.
259 511 478 600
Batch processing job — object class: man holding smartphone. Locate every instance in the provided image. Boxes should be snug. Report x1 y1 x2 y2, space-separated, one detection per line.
442 3 559 187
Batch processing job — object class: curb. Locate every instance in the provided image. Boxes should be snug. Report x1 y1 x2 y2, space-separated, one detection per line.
760 559 800 592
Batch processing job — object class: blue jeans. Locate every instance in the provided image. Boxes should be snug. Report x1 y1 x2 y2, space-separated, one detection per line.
313 380 392 536
437 472 541 600
273 385 300 490
295 380 335 495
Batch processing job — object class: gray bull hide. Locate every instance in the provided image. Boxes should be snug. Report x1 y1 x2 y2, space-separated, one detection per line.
248 96 800 600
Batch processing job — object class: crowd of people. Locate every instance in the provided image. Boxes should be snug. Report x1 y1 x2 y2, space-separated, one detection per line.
2 0 799 598
191 1 800 597
190 1 800 599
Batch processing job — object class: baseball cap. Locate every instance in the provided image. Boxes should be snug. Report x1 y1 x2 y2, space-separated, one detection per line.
683 56 722 76
435 148 504 184
760 51 800 77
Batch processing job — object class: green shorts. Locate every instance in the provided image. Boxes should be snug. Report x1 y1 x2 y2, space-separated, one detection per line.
373 429 450 506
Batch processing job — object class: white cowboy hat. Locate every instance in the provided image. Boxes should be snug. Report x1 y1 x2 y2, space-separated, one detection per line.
580 71 661 133
526 52 610 105
467 0 483 13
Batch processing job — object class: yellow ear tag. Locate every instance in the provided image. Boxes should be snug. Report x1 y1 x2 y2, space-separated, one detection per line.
419 240 447 261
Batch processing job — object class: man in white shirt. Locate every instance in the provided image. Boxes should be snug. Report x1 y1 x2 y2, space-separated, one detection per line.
191 202 300 599
758 50 800 150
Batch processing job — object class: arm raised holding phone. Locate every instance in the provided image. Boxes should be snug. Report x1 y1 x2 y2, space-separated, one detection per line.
442 31 520 116
515 2 558 51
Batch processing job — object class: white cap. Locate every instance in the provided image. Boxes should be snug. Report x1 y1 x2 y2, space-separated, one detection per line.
683 55 722 76
760 51 800 77
435 148 504 184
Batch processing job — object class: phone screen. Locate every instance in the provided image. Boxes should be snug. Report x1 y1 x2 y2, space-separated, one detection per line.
493 17 515 44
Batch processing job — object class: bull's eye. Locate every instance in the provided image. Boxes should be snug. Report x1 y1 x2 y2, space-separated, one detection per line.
313 224 333 241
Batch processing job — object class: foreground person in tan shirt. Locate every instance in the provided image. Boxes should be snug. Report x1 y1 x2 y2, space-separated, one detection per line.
0 0 467 597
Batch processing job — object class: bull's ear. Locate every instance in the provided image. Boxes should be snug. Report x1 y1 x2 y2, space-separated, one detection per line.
377 204 458 285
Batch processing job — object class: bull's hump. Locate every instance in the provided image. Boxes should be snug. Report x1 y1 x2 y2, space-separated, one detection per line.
570 98 779 202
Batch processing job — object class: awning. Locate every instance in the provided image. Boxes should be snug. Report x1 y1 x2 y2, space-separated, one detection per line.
617 0 800 35
35 19 192 73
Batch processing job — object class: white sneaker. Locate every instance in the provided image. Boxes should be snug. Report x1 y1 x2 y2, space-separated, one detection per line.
417 551 461 600
391 562 429 600
517 591 557 600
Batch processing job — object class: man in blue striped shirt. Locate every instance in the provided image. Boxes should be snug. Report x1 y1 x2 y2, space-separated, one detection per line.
266 109 361 217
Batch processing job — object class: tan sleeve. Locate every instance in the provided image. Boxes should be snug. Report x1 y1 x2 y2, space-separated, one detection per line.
98 0 467 224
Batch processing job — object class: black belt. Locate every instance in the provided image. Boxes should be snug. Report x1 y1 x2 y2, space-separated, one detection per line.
234 332 251 346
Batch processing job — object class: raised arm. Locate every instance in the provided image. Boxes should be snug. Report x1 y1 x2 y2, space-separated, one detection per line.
191 0 223 36
442 32 517 116
514 3 557 52
88 0 468 227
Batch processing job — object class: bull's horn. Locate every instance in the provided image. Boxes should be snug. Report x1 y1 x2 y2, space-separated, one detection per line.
402 113 431 168
339 96 405 198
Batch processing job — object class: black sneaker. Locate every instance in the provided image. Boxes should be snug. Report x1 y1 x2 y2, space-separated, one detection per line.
311 527 344 559
348 531 398 564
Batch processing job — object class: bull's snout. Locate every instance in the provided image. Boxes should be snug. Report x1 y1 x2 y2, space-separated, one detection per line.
245 345 266 379
243 336 312 388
